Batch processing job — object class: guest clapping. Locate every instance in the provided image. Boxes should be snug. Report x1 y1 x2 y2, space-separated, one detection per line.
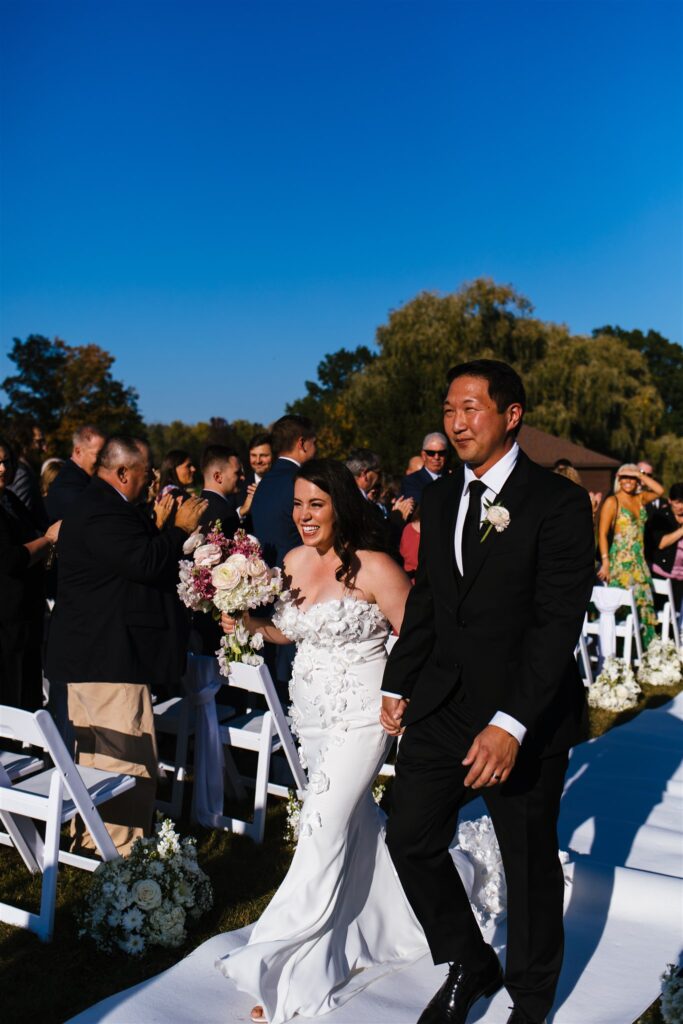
46 436 207 855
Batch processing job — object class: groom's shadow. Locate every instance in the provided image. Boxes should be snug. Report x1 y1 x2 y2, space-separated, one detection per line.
549 701 683 1019
463 700 682 1023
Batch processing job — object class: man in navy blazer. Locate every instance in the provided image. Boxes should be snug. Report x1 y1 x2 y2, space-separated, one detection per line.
250 415 317 688
250 415 317 569
400 432 449 505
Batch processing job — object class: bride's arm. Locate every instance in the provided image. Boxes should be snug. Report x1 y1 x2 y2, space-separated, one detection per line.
220 610 290 645
361 552 412 634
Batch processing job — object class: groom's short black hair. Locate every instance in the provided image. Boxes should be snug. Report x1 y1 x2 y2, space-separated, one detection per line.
446 359 526 435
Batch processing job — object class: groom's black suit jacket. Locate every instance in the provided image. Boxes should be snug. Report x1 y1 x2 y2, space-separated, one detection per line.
383 452 595 757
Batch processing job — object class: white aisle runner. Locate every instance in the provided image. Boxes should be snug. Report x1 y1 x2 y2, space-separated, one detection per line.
69 694 683 1024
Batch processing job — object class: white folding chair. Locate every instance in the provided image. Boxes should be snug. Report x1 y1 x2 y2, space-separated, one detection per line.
0 706 136 942
0 749 44 781
652 577 681 648
575 633 594 687
216 661 307 843
583 585 643 667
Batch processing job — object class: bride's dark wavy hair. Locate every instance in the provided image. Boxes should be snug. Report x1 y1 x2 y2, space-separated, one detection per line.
295 459 391 588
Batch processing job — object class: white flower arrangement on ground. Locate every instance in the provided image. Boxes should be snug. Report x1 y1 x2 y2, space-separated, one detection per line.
285 781 386 845
637 638 683 688
78 819 213 955
587 656 641 712
661 963 683 1023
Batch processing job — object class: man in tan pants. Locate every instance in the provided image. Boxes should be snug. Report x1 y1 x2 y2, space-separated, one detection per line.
47 436 207 855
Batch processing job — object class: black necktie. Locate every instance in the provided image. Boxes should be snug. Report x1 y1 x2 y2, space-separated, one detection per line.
461 480 487 576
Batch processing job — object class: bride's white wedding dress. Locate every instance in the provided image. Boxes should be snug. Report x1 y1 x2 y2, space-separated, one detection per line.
215 594 427 1024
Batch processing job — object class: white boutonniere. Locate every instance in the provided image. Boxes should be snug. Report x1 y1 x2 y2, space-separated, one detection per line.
481 501 510 543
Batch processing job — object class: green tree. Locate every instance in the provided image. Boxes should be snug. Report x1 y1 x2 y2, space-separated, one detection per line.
643 434 683 490
287 345 377 457
593 326 683 435
1 335 143 454
286 279 669 472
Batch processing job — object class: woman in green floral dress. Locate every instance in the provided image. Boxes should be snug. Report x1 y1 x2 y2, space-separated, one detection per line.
597 463 665 649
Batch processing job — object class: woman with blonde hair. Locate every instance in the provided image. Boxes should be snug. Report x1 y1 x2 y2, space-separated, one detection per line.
597 463 664 648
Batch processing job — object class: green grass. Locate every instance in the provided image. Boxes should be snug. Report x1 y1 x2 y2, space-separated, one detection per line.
1 678 681 1024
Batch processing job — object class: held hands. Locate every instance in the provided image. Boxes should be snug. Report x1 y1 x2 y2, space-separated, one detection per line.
380 695 409 736
462 725 519 789
175 496 208 534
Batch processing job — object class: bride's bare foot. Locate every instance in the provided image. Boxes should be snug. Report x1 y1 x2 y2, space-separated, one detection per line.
250 1006 267 1022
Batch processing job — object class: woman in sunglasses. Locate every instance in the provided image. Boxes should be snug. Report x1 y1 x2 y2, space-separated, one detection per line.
597 463 664 648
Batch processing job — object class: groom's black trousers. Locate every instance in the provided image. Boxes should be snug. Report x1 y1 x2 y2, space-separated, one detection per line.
386 689 568 1023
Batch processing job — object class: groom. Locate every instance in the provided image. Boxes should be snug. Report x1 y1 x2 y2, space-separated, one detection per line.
382 360 595 1024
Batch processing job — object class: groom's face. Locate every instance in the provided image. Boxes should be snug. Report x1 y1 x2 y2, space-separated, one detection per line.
443 375 518 472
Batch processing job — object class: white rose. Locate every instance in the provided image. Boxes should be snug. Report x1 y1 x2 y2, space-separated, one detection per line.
212 562 241 591
132 878 162 910
486 505 510 531
227 552 248 571
193 543 223 567
246 556 269 581
182 531 204 555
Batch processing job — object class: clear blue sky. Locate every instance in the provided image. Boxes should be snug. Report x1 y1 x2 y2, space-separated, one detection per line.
1 0 681 426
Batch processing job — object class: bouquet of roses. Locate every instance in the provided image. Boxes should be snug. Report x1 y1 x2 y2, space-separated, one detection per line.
78 819 213 956
204 529 282 673
177 520 235 614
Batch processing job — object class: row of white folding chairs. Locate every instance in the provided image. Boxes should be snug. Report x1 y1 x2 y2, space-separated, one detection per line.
0 705 136 941
577 578 680 685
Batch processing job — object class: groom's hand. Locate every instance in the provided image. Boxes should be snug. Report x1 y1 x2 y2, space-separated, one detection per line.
462 725 519 789
380 696 408 736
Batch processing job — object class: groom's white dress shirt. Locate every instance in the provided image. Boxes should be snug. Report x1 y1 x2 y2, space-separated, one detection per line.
383 442 526 746
455 442 526 745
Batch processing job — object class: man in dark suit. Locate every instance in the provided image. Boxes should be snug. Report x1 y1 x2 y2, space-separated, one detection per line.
222 432 272 530
400 432 449 505
250 415 316 689
250 415 316 569
45 424 105 522
198 444 244 536
382 360 594 1024
47 436 206 855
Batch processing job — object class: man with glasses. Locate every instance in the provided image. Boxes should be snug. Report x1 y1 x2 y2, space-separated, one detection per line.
400 432 449 505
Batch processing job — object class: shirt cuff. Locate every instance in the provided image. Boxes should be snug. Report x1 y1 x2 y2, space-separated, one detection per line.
490 711 526 745
381 691 405 700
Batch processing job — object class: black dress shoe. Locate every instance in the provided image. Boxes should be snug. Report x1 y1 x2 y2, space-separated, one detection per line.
505 1010 547 1024
417 947 504 1024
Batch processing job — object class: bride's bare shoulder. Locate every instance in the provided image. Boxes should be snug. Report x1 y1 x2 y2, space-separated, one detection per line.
356 549 408 586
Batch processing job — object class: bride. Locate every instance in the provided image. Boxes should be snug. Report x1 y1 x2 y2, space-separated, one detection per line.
215 458 427 1023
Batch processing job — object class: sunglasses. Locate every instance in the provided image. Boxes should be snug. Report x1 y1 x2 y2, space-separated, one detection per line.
423 450 446 458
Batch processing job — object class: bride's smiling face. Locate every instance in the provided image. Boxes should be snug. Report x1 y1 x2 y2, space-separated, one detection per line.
293 480 336 551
